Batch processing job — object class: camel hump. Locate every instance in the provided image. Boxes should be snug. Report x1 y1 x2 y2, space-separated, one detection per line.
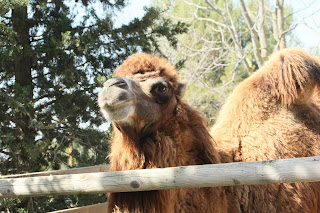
265 48 320 106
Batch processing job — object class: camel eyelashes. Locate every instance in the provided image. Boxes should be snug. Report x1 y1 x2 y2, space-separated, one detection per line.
155 84 168 94
152 83 169 95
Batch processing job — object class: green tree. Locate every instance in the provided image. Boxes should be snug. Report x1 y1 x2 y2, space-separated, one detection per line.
0 0 186 211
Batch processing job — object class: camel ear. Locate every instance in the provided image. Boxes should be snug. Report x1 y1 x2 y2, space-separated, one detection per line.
176 80 188 98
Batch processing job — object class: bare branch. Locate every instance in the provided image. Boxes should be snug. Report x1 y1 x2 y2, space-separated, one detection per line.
194 14 227 28
182 0 207 10
238 0 263 68
257 0 268 62
205 0 252 73
205 0 224 17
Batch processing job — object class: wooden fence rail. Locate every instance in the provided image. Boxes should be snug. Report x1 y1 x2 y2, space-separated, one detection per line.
1 156 320 198
0 165 110 179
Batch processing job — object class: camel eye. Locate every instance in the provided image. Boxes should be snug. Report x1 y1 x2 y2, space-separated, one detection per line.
155 84 168 94
150 82 171 104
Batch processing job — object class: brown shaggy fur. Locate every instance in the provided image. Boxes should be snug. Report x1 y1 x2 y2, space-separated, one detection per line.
103 48 320 212
211 48 320 212
106 53 227 212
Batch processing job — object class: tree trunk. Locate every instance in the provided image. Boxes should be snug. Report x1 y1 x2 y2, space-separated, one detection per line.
11 5 36 171
12 6 32 89
277 0 286 49
257 0 268 63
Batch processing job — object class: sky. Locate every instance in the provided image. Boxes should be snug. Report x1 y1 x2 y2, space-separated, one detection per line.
113 0 320 52
113 0 151 27
290 0 320 52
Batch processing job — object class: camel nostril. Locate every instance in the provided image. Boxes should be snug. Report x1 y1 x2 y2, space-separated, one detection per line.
104 77 128 89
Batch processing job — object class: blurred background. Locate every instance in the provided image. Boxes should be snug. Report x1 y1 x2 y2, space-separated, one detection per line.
0 0 319 211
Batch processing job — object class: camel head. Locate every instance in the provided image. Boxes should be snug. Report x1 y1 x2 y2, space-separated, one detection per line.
98 53 187 137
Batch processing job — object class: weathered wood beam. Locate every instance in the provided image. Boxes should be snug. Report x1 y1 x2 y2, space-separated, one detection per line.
1 157 320 198
0 165 110 179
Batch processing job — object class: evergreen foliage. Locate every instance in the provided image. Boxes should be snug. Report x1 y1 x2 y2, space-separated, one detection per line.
0 0 186 211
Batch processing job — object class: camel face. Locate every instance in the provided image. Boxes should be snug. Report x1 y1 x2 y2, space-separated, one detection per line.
98 77 136 122
98 75 179 133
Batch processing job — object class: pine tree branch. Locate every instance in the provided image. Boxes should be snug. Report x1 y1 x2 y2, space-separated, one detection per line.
102 32 153 46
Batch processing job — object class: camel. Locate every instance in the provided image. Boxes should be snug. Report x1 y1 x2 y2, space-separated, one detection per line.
98 53 227 212
98 48 320 212
211 48 320 212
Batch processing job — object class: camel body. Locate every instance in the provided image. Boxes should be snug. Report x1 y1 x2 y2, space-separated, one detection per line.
98 48 320 212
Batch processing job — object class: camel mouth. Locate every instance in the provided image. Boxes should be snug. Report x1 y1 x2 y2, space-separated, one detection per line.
100 100 135 123
99 90 136 122
98 89 136 109
105 98 134 108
